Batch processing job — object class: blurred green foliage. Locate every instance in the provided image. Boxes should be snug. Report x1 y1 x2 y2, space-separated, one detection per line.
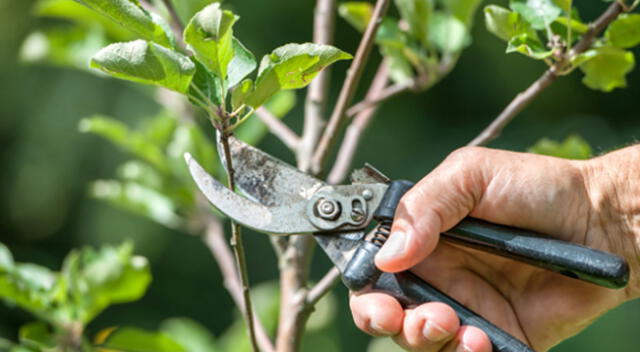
1 0 640 351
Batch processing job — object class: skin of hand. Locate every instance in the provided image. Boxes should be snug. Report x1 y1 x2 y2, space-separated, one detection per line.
349 146 640 352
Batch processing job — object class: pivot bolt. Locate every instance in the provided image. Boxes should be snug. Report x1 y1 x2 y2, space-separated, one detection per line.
362 189 373 201
316 198 341 220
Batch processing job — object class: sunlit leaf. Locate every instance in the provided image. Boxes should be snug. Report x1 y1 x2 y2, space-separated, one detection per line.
395 0 434 47
576 46 635 92
91 40 196 93
484 5 537 42
161 318 221 352
79 115 167 171
376 19 414 84
184 3 238 81
606 14 640 49
73 0 172 46
227 39 257 88
247 43 352 107
62 242 152 323
91 180 183 228
189 61 223 107
429 12 469 53
551 0 571 13
528 134 591 159
439 0 483 26
95 327 186 352
19 322 56 350
231 79 254 111
510 0 562 30
338 2 373 32
507 33 553 59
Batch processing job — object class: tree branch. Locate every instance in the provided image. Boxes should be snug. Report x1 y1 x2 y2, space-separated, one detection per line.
218 127 260 352
256 107 300 150
327 62 391 184
203 217 275 352
311 0 392 174
469 1 625 147
346 81 408 118
298 0 336 172
306 267 341 306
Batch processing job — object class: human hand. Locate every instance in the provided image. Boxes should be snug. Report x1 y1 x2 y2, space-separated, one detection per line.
349 146 640 351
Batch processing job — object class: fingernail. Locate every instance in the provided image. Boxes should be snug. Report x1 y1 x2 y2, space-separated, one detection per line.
376 232 407 262
456 343 473 352
370 320 394 336
422 320 450 342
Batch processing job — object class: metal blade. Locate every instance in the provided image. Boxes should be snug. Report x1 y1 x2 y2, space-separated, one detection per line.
217 134 325 207
185 153 320 234
314 231 366 272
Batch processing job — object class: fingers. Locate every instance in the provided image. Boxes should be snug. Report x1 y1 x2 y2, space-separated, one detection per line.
376 147 489 272
350 292 404 336
351 292 493 352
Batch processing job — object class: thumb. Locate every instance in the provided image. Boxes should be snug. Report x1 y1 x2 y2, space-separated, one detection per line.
374 147 489 272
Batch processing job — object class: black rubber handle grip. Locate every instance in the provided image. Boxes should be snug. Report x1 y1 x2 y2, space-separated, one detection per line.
343 242 534 352
443 218 629 289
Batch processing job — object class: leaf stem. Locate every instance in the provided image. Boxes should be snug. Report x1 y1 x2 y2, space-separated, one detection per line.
218 120 260 352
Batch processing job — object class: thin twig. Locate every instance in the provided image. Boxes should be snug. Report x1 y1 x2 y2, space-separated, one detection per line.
298 0 337 171
218 127 260 352
328 62 391 184
311 0 392 174
306 267 342 306
469 1 625 147
256 107 300 150
346 82 409 118
203 218 275 352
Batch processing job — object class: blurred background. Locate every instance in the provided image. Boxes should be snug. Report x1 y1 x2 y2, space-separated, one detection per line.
1 0 639 351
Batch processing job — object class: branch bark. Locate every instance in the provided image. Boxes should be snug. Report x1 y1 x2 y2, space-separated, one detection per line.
298 0 336 172
306 267 341 306
469 1 625 147
203 217 275 352
328 62 391 184
311 0 392 174
346 81 408 118
218 127 260 352
256 107 300 150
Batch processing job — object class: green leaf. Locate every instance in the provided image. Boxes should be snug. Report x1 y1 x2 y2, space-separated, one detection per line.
184 3 238 81
395 0 434 47
117 161 164 190
552 16 588 36
429 12 469 53
507 33 553 59
551 0 571 13
73 0 172 46
247 43 352 107
528 135 591 159
231 79 254 111
376 19 414 85
236 90 297 145
91 40 196 93
62 242 152 323
338 2 373 32
140 111 178 149
606 14 640 49
439 0 483 26
577 46 635 92
19 322 56 350
484 5 537 42
189 61 223 107
510 0 562 30
35 0 134 41
91 180 183 228
161 318 221 352
0 243 61 322
20 25 109 71
167 123 219 184
227 39 257 89
79 115 167 171
95 327 186 352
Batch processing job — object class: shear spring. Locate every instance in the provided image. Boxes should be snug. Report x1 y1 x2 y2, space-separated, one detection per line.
371 220 392 247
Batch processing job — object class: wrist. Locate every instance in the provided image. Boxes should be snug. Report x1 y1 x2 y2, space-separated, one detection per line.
579 146 640 297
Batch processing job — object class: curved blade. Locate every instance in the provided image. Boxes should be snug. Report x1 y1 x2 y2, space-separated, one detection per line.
185 153 319 234
218 134 325 207
315 231 366 271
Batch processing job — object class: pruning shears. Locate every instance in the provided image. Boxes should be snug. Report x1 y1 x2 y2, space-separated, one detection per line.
184 136 629 352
